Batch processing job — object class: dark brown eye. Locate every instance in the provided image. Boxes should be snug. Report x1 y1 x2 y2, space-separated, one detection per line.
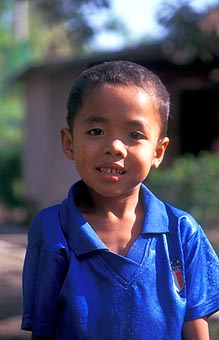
88 128 104 136
129 132 143 140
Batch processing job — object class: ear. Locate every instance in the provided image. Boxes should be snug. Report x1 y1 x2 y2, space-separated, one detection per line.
152 137 169 169
60 128 74 160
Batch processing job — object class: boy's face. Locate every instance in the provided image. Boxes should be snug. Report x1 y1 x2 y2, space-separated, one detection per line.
61 84 169 198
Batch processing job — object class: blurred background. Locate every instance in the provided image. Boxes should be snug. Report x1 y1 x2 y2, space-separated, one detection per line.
0 0 219 339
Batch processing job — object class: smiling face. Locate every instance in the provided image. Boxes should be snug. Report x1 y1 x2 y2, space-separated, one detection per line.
61 84 169 199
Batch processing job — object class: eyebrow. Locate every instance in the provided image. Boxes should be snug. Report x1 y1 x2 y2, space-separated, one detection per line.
82 115 107 124
125 118 152 132
125 119 145 128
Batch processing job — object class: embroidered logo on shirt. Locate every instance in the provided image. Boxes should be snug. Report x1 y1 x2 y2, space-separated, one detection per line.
170 259 184 292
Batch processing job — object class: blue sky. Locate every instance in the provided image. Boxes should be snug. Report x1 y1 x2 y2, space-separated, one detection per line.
90 0 219 50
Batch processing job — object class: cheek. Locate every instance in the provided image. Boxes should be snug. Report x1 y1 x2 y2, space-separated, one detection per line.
132 145 154 162
130 146 157 174
73 141 95 163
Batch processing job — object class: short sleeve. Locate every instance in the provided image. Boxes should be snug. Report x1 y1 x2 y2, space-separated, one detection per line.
21 207 69 337
183 222 219 321
21 226 41 331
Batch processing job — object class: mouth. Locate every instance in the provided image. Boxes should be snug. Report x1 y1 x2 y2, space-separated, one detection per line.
99 167 125 175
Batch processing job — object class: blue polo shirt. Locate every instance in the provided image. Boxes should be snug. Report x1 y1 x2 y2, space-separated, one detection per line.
22 181 219 339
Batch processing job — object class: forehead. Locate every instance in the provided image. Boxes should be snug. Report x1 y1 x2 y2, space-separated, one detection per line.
75 84 161 129
83 83 156 107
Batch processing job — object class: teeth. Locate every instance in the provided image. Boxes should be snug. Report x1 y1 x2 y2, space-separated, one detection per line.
100 168 123 174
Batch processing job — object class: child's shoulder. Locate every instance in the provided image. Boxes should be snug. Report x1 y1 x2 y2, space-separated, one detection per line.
143 183 200 237
33 204 61 223
164 201 197 224
28 203 68 250
163 201 204 242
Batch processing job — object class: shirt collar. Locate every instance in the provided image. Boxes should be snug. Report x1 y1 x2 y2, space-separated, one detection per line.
59 181 169 256
140 183 169 234
59 181 108 256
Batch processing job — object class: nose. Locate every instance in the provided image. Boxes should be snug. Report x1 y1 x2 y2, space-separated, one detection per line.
105 138 127 158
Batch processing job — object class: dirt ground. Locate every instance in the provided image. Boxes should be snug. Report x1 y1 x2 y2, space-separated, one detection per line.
0 225 30 340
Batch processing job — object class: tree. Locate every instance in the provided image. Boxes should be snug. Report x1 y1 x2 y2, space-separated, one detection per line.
31 0 128 54
0 1 26 147
157 0 219 64
33 0 110 43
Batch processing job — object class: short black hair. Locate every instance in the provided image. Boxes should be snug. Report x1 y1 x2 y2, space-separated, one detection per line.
66 60 170 137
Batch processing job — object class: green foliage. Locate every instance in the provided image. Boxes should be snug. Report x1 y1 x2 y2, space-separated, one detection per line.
0 147 25 207
0 2 32 78
146 152 219 230
0 85 24 146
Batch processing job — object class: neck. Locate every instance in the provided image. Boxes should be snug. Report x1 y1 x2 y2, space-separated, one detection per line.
79 183 144 255
87 185 142 219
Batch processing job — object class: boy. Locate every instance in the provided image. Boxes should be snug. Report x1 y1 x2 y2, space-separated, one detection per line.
22 61 219 339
